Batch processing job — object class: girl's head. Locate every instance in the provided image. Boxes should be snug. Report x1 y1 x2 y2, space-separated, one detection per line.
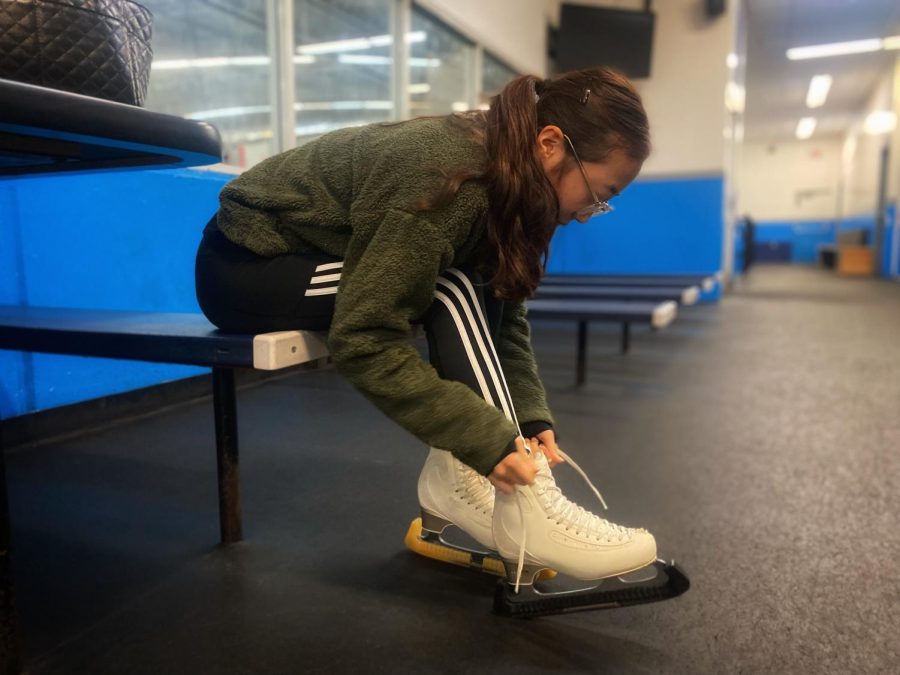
482 67 650 299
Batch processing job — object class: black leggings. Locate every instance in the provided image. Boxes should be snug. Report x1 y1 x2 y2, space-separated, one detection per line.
195 219 521 427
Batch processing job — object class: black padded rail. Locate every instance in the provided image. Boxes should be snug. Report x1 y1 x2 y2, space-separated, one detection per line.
0 78 222 176
542 274 716 290
534 285 694 303
0 305 253 367
526 299 666 323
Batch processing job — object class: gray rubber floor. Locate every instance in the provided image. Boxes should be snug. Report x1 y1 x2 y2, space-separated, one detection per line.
6 265 900 674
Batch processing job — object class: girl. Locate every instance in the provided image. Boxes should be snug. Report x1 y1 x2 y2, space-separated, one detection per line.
195 67 657 586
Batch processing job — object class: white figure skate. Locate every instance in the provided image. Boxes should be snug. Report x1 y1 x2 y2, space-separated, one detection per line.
492 446 689 617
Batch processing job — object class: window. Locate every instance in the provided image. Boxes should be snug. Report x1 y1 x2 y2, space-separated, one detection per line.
142 0 275 168
481 51 518 103
293 0 394 145
410 8 475 116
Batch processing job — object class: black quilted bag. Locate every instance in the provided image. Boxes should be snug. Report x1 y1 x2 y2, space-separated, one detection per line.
0 0 153 106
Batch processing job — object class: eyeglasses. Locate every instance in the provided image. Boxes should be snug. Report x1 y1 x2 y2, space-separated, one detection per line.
563 134 614 219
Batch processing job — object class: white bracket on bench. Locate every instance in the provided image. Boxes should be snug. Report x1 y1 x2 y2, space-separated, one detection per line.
252 331 329 370
651 301 678 329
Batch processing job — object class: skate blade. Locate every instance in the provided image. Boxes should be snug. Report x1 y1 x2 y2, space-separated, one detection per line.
492 559 690 618
404 518 556 580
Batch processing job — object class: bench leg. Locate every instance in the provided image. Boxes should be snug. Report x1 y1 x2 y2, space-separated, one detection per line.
620 322 631 355
212 367 242 544
576 320 588 387
1 432 23 674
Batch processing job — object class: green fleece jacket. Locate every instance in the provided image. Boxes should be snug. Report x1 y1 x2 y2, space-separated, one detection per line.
216 115 553 475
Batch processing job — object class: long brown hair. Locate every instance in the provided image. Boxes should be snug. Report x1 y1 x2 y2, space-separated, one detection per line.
422 66 650 300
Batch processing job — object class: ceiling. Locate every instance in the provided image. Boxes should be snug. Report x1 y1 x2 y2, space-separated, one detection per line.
744 0 900 143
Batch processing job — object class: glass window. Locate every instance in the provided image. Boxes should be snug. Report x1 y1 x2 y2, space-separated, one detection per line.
293 0 394 145
481 51 518 104
410 8 475 116
142 0 275 168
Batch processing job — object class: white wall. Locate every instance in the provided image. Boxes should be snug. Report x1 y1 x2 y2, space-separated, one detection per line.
416 0 549 75
547 0 736 177
840 65 895 218
738 138 842 221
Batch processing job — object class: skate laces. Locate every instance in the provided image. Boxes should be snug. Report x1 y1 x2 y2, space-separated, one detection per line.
457 461 495 513
512 446 631 593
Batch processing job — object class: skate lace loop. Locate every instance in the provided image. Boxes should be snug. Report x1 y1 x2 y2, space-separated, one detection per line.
513 448 627 593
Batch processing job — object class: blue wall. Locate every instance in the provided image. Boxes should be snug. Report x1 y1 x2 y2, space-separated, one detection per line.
548 174 723 280
1 169 230 419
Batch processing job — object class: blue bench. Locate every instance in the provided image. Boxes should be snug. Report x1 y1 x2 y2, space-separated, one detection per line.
526 298 677 385
542 273 718 292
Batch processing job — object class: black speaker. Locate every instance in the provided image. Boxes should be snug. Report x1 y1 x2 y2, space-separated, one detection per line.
705 0 726 18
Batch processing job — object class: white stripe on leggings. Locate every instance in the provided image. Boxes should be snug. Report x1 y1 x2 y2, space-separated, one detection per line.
309 273 341 284
446 268 523 438
436 275 515 425
315 262 343 272
433 290 496 408
305 286 338 296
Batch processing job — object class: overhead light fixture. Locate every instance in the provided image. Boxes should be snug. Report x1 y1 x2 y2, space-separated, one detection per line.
724 82 745 113
796 117 816 140
337 55 441 67
787 35 900 60
408 83 431 95
805 74 832 108
152 55 315 70
297 31 426 55
726 53 738 69
863 110 897 135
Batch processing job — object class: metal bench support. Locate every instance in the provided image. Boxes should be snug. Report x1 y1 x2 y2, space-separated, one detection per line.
621 322 631 355
1 428 23 675
212 367 242 544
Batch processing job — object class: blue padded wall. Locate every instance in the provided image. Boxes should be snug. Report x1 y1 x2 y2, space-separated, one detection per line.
547 174 724 279
1 169 231 419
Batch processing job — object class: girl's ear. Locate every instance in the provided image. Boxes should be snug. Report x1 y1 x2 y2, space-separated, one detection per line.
535 125 564 160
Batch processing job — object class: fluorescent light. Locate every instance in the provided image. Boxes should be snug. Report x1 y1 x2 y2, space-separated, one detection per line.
337 55 441 67
726 53 738 69
863 110 897 135
408 83 431 94
796 117 816 139
152 55 315 70
297 31 426 55
787 38 882 60
805 74 832 108
884 35 900 50
725 82 745 113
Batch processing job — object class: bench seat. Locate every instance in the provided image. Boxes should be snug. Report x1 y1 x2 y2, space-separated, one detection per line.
0 306 328 370
534 284 699 305
542 273 717 292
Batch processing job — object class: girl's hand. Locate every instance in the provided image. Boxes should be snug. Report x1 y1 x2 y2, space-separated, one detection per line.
488 436 538 495
532 429 565 467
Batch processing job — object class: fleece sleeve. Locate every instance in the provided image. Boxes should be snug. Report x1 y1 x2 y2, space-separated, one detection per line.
495 299 555 431
326 208 520 476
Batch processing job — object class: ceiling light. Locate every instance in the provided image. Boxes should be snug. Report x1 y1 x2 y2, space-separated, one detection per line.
805 74 832 108
796 117 816 140
863 110 897 135
884 35 900 50
337 55 441 67
297 31 426 55
726 53 738 69
787 38 881 60
408 83 431 94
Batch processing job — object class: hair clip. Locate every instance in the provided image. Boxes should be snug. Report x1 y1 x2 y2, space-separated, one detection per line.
580 88 592 105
